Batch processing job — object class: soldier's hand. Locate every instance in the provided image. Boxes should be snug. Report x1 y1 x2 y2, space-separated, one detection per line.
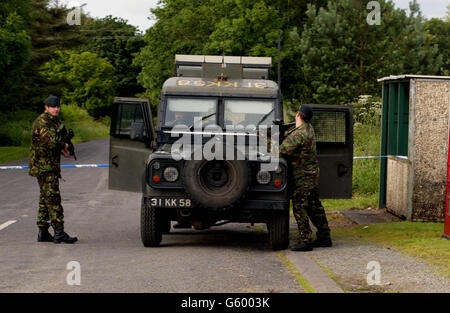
61 144 73 158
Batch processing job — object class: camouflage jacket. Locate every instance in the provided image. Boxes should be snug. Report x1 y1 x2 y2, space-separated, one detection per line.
29 112 65 177
279 123 319 187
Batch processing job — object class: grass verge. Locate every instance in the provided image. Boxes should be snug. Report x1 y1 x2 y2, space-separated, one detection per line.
333 222 449 276
322 193 378 211
278 252 317 293
0 146 30 164
309 256 351 293
59 104 109 144
0 104 109 164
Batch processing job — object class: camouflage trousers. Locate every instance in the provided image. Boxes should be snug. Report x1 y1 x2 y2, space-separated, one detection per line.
292 185 330 243
36 173 64 231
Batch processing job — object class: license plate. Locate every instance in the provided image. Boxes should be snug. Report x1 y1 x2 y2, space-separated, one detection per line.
149 198 193 208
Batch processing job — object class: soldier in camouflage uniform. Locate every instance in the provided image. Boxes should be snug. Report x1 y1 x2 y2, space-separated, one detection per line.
279 105 331 251
29 96 78 244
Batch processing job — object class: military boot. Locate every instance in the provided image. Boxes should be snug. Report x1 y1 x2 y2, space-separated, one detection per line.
54 230 78 244
311 232 332 248
290 241 313 252
38 226 54 242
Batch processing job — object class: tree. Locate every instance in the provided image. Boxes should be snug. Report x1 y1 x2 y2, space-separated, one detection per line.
294 0 442 105
134 0 221 108
446 4 450 23
0 0 32 111
41 51 117 117
137 0 443 108
80 16 145 97
424 18 450 76
22 0 90 111
135 0 325 109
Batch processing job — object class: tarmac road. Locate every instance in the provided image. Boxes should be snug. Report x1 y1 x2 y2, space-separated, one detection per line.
0 138 302 293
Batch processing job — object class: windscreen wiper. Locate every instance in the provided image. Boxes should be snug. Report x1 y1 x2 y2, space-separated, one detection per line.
256 108 274 127
188 112 216 130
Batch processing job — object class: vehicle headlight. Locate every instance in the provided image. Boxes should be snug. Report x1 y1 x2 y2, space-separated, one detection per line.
163 167 179 182
256 170 271 185
275 166 283 174
153 162 161 170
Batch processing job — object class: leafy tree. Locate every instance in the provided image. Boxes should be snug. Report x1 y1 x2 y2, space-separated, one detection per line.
22 0 90 110
424 18 450 75
0 0 32 111
294 0 442 105
446 4 450 23
205 1 280 56
135 0 221 108
41 51 117 117
135 0 334 110
80 16 145 97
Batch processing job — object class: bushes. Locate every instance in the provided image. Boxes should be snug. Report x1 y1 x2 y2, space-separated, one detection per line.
59 104 109 144
352 95 381 196
41 51 116 118
0 110 38 146
353 124 381 195
0 104 110 147
0 105 109 164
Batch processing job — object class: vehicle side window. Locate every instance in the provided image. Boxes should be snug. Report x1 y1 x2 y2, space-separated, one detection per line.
114 103 147 141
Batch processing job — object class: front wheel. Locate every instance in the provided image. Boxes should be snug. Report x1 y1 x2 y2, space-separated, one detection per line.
141 198 162 247
267 210 290 251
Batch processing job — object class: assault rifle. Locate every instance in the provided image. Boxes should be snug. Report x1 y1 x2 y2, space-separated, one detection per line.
60 126 77 160
273 120 296 141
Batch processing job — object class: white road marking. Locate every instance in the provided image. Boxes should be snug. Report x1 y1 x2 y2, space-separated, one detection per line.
0 220 17 231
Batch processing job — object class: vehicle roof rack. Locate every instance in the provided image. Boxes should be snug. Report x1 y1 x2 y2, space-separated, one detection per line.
175 55 272 80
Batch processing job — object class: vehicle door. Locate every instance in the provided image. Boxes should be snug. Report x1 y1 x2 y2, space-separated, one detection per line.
310 105 353 199
109 97 155 192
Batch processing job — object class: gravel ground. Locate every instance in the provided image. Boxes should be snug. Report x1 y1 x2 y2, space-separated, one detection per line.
293 212 450 293
310 237 449 293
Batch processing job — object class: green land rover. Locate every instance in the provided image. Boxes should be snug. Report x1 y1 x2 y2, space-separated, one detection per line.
108 55 353 250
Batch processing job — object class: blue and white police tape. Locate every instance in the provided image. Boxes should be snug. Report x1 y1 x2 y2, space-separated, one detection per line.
0 164 109 170
0 155 409 171
353 155 408 160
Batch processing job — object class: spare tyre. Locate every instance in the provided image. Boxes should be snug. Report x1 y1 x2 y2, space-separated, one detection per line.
183 159 250 209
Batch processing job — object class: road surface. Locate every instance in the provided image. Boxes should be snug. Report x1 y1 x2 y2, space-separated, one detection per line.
0 138 303 293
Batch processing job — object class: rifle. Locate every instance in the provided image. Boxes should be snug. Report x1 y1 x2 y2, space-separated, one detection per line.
60 126 77 160
273 120 296 141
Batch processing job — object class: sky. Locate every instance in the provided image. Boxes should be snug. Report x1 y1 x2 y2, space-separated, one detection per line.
62 0 449 32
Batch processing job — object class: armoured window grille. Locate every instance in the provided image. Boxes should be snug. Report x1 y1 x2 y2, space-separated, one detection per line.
311 111 347 144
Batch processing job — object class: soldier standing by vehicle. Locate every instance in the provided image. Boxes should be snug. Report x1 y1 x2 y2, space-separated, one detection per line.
29 96 78 244
279 105 332 251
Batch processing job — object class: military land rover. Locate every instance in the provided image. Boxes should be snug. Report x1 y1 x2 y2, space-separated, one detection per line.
108 55 353 250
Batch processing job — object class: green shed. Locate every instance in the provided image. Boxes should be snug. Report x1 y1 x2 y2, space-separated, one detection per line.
378 75 450 221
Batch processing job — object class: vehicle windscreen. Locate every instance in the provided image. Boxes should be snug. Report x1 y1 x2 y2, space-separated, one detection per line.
164 97 217 128
224 99 275 128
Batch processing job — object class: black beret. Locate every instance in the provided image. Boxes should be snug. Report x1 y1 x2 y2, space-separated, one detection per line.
44 96 60 107
299 105 313 119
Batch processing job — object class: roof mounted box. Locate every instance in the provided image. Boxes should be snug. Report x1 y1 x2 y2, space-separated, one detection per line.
175 55 272 79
